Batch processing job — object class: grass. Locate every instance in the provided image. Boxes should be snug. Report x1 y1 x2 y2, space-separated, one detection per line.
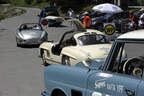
0 5 26 21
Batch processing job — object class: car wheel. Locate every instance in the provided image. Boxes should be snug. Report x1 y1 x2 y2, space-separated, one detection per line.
62 56 70 66
55 92 66 96
42 50 49 66
53 91 66 96
17 43 21 47
16 38 21 47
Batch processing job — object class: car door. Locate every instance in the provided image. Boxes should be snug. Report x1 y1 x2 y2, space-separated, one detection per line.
112 73 141 96
49 31 75 64
86 71 141 96
86 71 120 96
137 73 144 96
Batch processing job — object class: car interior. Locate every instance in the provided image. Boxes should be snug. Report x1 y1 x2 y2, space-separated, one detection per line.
20 23 42 31
52 36 76 55
107 42 144 79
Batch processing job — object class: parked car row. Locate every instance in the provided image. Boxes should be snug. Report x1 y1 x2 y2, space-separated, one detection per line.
79 8 144 33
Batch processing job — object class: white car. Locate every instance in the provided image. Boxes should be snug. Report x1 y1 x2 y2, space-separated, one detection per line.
39 19 112 66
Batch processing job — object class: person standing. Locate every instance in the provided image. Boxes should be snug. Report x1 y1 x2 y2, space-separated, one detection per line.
139 10 144 28
83 12 91 28
68 8 75 19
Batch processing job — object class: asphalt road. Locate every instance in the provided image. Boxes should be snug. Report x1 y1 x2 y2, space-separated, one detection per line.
1 7 144 96
0 7 71 96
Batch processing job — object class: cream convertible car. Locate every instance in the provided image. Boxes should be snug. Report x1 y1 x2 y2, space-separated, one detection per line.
39 29 112 66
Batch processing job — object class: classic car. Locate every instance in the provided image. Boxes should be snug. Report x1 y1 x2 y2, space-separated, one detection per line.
91 11 129 32
38 6 64 26
42 29 144 96
16 23 48 47
39 29 111 66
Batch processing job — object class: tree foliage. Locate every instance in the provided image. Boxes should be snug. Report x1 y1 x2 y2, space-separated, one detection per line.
0 0 9 4
138 0 144 6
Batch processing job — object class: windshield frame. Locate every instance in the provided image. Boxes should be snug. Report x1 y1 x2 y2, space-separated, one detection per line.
77 33 109 46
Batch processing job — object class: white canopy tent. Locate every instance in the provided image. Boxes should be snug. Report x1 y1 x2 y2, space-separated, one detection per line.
92 3 123 13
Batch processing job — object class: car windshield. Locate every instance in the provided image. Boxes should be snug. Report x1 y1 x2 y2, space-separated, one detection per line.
21 23 42 30
44 6 59 16
104 13 113 19
107 41 144 79
77 34 108 45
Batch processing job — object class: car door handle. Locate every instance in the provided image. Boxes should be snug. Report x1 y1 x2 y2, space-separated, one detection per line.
125 88 135 96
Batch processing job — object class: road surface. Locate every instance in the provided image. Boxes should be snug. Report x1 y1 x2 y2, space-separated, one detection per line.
0 7 71 96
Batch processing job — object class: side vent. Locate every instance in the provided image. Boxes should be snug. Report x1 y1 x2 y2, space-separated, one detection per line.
71 89 82 96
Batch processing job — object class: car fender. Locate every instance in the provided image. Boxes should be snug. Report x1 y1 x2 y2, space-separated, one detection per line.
39 42 55 57
39 42 54 50
61 46 88 61
44 65 90 96
50 87 68 96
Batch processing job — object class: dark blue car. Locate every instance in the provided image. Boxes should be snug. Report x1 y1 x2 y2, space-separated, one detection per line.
38 6 63 26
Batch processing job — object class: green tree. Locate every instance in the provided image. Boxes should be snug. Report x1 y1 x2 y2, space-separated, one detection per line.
138 0 144 5
24 0 33 4
55 0 85 12
0 0 9 4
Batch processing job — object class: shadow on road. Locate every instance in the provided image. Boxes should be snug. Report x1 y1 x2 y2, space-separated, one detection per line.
18 45 40 48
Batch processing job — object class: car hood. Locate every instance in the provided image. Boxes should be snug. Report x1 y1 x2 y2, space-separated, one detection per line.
77 44 112 59
20 30 43 39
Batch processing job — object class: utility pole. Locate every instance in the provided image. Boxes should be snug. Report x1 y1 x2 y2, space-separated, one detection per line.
114 0 128 10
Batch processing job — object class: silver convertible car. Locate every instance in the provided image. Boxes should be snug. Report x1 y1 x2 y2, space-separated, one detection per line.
16 23 48 47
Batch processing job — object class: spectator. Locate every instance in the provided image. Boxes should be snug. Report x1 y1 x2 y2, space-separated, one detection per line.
68 8 75 19
83 12 91 28
139 10 144 28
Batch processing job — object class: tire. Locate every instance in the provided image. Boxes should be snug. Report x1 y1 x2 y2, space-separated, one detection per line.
52 91 66 96
62 56 70 66
42 50 49 66
55 92 66 96
16 43 20 47
16 38 21 47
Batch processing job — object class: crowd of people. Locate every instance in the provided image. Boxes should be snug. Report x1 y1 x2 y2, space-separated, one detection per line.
41 2 144 32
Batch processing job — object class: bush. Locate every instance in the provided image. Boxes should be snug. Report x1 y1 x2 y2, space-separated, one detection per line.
0 14 5 20
24 0 33 5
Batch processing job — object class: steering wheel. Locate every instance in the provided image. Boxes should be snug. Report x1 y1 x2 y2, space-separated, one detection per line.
123 57 143 78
